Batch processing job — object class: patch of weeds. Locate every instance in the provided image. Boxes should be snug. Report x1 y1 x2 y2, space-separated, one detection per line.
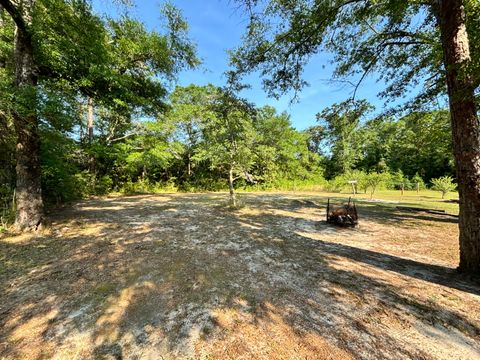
93 343 122 360
427 294 440 305
220 194 247 211
200 321 215 340
153 240 164 247
91 282 117 302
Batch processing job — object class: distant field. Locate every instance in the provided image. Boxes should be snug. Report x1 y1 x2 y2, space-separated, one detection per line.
237 189 460 215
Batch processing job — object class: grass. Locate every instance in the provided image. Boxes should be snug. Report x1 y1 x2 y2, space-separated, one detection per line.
237 188 460 215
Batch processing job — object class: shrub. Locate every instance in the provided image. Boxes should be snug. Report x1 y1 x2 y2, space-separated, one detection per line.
344 170 368 194
365 172 391 199
94 175 114 195
0 185 15 230
326 176 347 193
389 170 406 190
431 176 456 199
414 173 427 190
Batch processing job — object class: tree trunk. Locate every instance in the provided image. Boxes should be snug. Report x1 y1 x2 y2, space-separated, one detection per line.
87 96 94 142
228 166 236 206
0 7 4 68
436 0 480 273
13 19 44 231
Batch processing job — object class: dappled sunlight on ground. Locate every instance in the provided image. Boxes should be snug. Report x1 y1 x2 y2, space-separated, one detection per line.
0 192 478 359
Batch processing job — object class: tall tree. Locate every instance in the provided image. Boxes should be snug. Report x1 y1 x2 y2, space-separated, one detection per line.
0 0 198 230
201 87 257 206
231 0 480 273
254 105 319 182
0 0 43 230
355 110 454 180
316 100 372 177
166 84 218 179
435 1 479 273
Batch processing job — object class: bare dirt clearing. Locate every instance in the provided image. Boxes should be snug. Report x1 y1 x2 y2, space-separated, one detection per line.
1 192 479 359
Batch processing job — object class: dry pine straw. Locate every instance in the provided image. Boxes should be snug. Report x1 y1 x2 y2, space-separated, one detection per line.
0 193 479 359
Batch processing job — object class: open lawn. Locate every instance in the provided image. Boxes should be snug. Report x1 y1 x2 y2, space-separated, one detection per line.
240 189 459 214
0 191 478 359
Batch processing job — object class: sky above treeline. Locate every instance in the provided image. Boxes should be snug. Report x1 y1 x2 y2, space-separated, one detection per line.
92 0 400 130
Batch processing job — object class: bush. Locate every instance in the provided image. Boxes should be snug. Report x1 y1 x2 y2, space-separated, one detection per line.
365 172 391 198
344 170 368 194
120 179 179 194
431 176 456 199
325 176 347 193
42 166 88 204
94 175 113 195
268 176 328 191
409 173 426 191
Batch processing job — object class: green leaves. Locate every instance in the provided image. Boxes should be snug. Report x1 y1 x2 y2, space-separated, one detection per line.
316 99 373 175
431 175 456 199
231 0 478 109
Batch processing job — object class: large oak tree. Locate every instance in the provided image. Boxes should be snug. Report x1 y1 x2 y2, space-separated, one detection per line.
0 0 197 230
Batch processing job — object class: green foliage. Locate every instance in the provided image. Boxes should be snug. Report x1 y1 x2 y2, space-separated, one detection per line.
0 1 464 219
40 129 86 204
326 171 391 197
120 179 178 194
365 172 392 199
325 176 348 193
0 0 200 221
344 170 369 194
360 111 453 181
431 176 456 199
246 175 327 192
0 185 15 231
411 173 426 190
231 0 479 110
317 100 373 177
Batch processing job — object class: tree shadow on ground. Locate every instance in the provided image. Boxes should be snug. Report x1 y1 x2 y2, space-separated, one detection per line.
240 193 459 226
0 193 478 359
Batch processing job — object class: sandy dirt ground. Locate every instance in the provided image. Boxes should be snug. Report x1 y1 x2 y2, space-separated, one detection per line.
0 192 479 359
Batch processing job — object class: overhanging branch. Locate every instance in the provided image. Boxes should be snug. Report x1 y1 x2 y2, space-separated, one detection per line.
0 0 28 33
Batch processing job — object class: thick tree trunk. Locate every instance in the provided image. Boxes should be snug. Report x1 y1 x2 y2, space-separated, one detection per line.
228 166 236 206
436 0 480 273
13 21 44 231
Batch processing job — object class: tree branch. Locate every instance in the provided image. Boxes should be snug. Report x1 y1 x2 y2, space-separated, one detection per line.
0 0 28 33
351 56 377 101
108 132 138 144
382 40 428 47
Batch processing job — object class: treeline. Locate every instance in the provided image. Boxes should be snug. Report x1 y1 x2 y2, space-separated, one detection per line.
305 100 455 195
1 85 456 225
2 84 323 210
0 1 456 227
308 100 454 181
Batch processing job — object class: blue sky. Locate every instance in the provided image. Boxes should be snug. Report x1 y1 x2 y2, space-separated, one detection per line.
93 0 398 130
